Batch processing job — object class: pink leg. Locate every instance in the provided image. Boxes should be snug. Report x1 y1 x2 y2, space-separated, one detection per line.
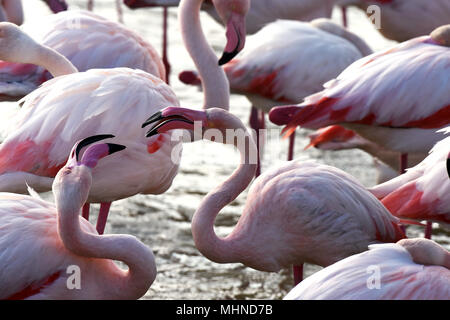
249 107 265 177
116 0 124 24
82 203 90 221
424 221 432 239
399 153 409 236
162 7 171 85
287 132 295 161
293 265 303 286
96 202 112 235
341 6 348 28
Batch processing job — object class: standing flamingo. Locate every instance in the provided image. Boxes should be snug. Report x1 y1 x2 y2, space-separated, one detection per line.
180 18 373 176
306 125 427 183
270 25 450 167
368 130 450 238
284 238 450 300
142 106 405 283
338 0 450 42
0 135 157 300
0 0 247 234
0 0 23 25
0 10 165 101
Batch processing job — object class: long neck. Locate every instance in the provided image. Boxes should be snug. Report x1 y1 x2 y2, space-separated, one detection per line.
179 0 230 109
33 44 78 77
191 111 258 263
56 185 156 299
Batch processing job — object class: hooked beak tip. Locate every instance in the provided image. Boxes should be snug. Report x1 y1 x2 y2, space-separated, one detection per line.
218 50 239 66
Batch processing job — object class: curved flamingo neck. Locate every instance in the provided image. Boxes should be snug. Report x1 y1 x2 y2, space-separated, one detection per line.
179 0 230 109
33 44 78 78
55 172 156 299
191 110 258 263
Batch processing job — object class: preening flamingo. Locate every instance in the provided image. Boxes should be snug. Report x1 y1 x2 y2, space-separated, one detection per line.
284 238 450 300
180 18 372 175
338 0 450 42
306 125 427 183
270 25 450 163
0 0 246 234
0 135 157 300
142 106 405 282
0 10 165 101
369 130 450 232
0 0 23 25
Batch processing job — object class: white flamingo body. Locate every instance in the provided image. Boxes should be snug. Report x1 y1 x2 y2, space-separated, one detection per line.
0 68 179 202
284 241 450 300
0 10 165 99
271 34 450 154
369 130 450 224
224 19 370 111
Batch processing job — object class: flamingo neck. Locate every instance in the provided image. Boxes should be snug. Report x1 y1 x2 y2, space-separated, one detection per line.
191 110 258 263
34 44 78 78
56 182 156 299
179 0 230 109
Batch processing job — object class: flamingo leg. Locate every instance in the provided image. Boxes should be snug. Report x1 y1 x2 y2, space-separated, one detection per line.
287 131 295 161
424 222 432 239
341 6 348 28
400 153 408 174
162 7 171 85
87 0 93 11
249 107 265 177
293 265 303 286
116 0 124 24
82 203 90 221
96 202 112 235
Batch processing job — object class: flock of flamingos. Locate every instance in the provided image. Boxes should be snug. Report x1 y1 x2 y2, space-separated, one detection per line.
0 0 448 300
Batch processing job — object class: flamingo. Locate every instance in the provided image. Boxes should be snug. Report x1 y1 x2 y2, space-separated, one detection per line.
0 10 166 101
124 0 337 84
270 25 450 168
0 0 247 234
306 125 427 183
141 106 405 284
284 238 450 300
0 0 23 25
368 129 450 237
0 135 157 300
180 18 373 176
338 0 450 42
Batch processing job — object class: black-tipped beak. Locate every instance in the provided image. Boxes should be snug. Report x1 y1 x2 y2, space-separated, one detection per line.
142 112 194 138
218 50 239 66
107 143 126 155
76 134 115 162
141 111 163 129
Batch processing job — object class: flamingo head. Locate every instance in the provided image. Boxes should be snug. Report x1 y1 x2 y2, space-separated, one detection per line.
430 24 450 47
0 22 41 64
53 135 126 211
212 0 250 65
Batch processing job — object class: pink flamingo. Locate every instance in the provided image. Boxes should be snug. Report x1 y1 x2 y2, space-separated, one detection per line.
0 10 165 101
368 130 450 238
338 0 450 42
141 106 405 284
0 0 23 25
0 135 157 300
180 18 372 176
270 25 450 170
284 238 450 300
124 0 336 83
0 0 247 234
306 125 427 183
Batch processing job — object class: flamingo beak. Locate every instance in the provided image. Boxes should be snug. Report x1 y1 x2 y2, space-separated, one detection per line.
218 12 246 65
268 105 299 126
142 107 207 137
67 134 125 168
447 154 450 179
